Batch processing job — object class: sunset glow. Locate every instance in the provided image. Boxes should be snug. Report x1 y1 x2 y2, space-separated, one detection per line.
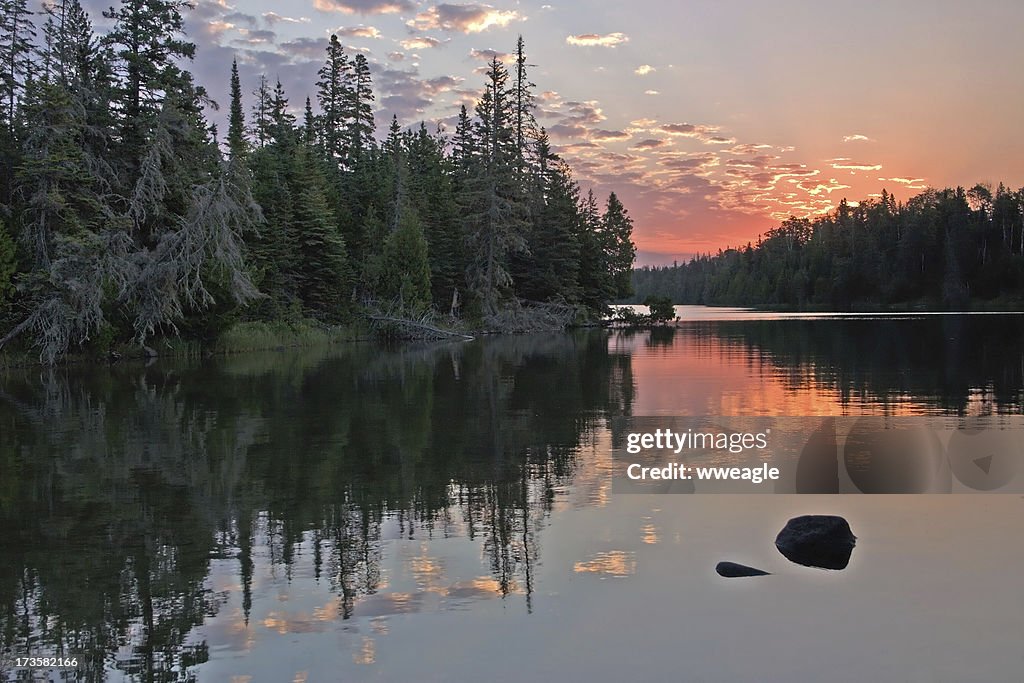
78 0 1024 264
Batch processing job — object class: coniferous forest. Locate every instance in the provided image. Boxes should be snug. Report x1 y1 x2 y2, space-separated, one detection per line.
0 0 637 363
631 186 1024 311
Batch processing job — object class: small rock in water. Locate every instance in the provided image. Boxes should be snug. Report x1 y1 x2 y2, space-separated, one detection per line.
775 515 856 570
716 561 770 578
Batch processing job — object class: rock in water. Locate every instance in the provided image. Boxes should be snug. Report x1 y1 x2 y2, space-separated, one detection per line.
775 515 856 570
716 561 770 578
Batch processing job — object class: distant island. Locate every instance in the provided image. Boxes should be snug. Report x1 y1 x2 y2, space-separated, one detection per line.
630 185 1024 311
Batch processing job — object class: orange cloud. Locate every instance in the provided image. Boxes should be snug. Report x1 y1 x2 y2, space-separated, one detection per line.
566 32 629 47
408 4 520 33
313 0 413 13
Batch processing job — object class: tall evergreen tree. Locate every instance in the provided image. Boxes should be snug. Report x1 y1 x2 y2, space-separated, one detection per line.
290 146 350 317
226 58 246 161
347 53 374 158
250 74 272 148
602 192 636 298
0 0 35 131
101 0 196 170
463 57 528 316
512 35 537 175
316 34 350 164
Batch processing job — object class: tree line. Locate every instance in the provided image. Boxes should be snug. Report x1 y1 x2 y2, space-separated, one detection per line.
632 185 1024 310
0 0 636 362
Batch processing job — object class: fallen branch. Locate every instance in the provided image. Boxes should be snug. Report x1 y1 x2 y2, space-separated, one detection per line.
368 313 474 341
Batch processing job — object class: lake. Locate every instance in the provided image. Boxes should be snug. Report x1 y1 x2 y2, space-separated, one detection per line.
2 310 1023 682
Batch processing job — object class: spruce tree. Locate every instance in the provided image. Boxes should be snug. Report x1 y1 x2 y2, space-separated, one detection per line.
382 203 432 314
347 53 374 158
290 146 350 317
0 0 35 132
463 57 528 316
226 58 246 161
602 192 637 298
512 35 537 176
577 189 615 310
250 75 272 148
102 0 196 170
316 34 350 164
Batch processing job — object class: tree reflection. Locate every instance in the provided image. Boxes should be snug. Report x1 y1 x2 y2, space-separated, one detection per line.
0 330 633 680
675 315 1024 413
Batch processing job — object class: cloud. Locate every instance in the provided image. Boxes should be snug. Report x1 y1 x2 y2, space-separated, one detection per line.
829 157 882 171
725 143 773 155
879 176 925 185
262 12 311 26
422 75 463 95
879 176 927 190
566 32 629 47
794 178 852 196
313 0 414 14
376 67 462 121
590 129 631 142
408 4 521 33
402 36 443 49
230 29 277 46
631 138 668 150
634 64 655 76
548 123 589 139
332 26 381 38
468 48 515 63
279 37 328 61
644 90 659 95
659 152 720 174
223 11 258 28
659 123 714 137
842 134 873 143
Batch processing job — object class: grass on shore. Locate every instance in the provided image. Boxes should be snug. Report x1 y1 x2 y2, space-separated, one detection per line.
0 319 371 368
212 319 368 354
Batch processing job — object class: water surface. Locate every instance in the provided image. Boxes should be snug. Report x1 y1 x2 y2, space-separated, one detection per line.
1 312 1022 681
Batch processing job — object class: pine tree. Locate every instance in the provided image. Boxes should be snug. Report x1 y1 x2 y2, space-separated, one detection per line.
452 104 474 176
512 35 537 176
602 192 636 298
382 203 432 313
407 122 461 305
102 0 196 168
247 135 296 310
290 146 350 317
316 34 350 164
463 57 528 316
250 74 272 148
347 53 374 159
269 78 294 147
16 77 102 267
226 58 246 161
0 0 35 132
302 96 316 148
577 189 614 310
516 146 581 303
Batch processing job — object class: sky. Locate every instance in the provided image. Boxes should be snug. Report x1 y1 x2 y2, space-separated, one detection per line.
79 0 1024 265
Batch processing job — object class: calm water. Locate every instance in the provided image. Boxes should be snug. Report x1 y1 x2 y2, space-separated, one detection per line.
2 312 1023 682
